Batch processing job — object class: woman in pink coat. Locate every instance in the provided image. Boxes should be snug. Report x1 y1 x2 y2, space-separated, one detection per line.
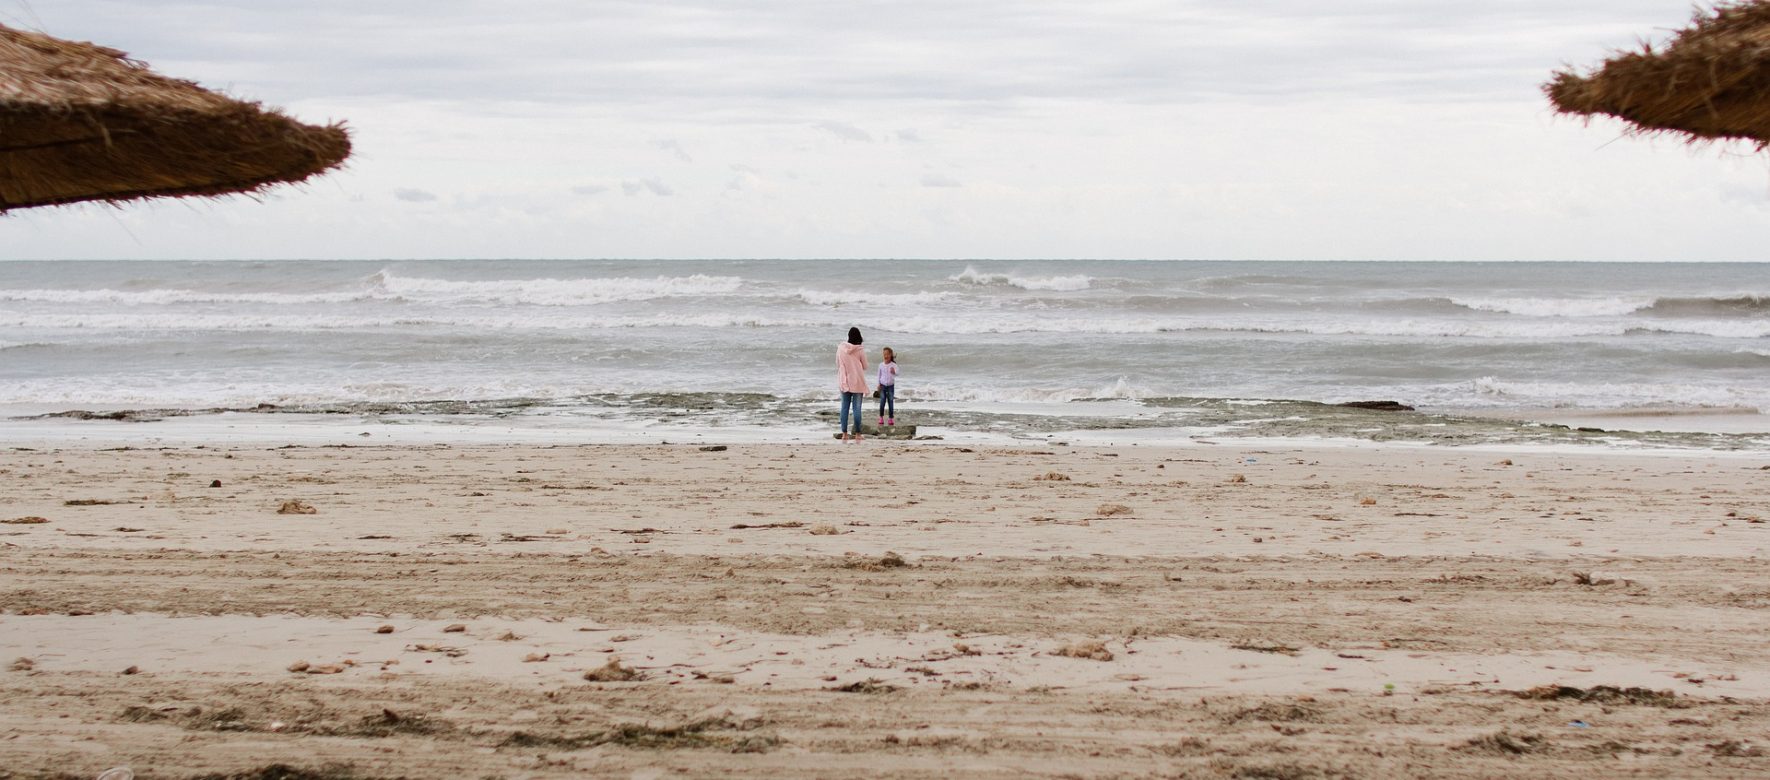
836 326 869 442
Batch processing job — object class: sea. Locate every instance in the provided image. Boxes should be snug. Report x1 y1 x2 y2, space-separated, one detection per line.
1 259 1767 450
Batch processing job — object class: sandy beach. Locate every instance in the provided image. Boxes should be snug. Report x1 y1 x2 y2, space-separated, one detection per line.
2 440 1768 778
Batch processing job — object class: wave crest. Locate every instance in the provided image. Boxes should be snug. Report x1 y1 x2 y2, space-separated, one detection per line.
0 271 750 308
1471 375 1764 412
0 288 366 306
371 270 743 305
1641 295 1770 317
948 265 1092 292
1449 296 1655 318
793 289 957 307
5 311 1768 338
1450 293 1770 319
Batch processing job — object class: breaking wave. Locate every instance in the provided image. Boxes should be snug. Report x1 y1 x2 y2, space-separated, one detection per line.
1450 296 1656 318
792 289 958 307
369 270 744 305
0 288 367 305
1641 295 1770 317
948 265 1092 292
1449 294 1770 319
6 309 1765 338
1470 376 1765 412
0 271 750 307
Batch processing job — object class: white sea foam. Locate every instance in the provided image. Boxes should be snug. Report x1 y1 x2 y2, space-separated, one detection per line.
4 259 1767 450
894 376 1159 404
1449 296 1656 318
371 271 744 305
0 378 588 408
0 272 748 308
1469 376 1767 412
792 289 958 307
5 308 1768 339
0 288 367 305
1182 319 1770 340
948 265 1092 292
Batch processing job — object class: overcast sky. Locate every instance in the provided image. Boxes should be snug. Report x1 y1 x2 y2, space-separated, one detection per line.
3 1 1766 261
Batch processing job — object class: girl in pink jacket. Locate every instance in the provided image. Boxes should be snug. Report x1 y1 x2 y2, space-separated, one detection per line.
837 327 869 442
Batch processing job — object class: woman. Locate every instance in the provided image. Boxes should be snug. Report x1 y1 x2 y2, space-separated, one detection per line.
836 326 869 442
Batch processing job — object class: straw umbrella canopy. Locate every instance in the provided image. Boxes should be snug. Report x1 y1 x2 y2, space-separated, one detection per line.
1 24 350 212
1546 2 1770 147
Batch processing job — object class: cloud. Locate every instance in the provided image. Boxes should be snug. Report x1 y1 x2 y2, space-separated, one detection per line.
621 178 674 197
653 138 693 163
1718 182 1770 209
22 1 1693 114
5 2 1760 263
813 121 872 142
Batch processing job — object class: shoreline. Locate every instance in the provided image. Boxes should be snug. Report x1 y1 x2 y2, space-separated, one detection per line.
2 398 1767 454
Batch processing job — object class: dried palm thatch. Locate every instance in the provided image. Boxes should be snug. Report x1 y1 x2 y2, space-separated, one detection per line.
1 24 350 212
1546 2 1770 148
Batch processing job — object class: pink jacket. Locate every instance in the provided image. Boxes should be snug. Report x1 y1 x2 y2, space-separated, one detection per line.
836 343 869 393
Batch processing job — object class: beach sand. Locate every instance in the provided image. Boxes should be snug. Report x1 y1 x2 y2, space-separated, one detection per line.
3 441 1769 778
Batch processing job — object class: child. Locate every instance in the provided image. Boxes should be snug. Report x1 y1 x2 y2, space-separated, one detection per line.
876 347 898 426
838 327 868 442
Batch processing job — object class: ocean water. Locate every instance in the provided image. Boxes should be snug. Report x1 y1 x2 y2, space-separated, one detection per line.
1 259 1767 449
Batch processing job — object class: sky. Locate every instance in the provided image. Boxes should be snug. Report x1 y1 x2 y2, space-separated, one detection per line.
2 1 1767 262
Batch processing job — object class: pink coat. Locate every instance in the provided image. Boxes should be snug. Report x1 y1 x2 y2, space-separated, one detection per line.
836 343 869 393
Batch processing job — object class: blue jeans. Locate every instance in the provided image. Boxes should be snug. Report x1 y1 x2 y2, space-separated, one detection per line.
877 384 895 419
839 391 865 435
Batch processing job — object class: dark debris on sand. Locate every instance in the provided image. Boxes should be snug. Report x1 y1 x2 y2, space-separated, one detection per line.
1513 685 1685 708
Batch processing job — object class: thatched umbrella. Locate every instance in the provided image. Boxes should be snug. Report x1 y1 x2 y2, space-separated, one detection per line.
1547 2 1770 147
1 24 350 212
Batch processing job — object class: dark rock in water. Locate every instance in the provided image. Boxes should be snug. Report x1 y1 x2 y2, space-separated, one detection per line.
43 409 163 422
832 424 917 440
1336 401 1415 412
1577 427 1605 433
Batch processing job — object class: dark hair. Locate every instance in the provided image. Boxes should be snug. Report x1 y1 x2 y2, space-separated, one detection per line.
847 327 863 345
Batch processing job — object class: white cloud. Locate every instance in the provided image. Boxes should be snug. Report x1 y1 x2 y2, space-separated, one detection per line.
1 1 1763 261
653 138 693 163
813 121 873 142
393 188 438 203
621 178 674 197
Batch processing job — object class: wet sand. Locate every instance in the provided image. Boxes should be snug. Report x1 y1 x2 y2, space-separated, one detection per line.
3 442 1769 778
